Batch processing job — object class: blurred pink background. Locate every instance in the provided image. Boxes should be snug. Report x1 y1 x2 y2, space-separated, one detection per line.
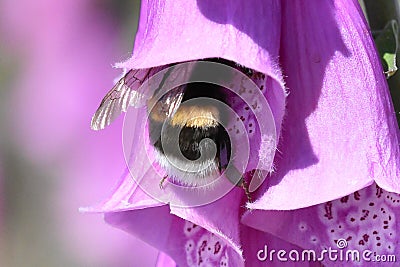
0 0 158 266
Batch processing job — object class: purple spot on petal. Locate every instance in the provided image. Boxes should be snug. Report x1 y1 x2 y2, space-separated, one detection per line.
376 185 383 198
324 202 333 220
363 234 369 242
214 242 221 255
340 196 349 203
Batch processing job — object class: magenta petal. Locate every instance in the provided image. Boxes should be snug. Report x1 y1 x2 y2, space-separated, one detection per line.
105 207 244 266
119 0 282 77
170 187 245 259
80 167 163 212
86 170 246 264
104 206 189 264
249 0 400 210
243 183 400 266
156 252 176 267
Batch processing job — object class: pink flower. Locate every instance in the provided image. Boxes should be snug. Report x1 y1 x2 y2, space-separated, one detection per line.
91 0 400 266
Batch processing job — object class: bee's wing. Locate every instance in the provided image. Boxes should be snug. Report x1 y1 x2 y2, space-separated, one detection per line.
147 84 186 145
91 62 196 130
149 85 186 120
146 63 196 121
91 68 162 130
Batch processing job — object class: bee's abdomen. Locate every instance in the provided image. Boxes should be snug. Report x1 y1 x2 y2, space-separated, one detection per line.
151 122 230 170
148 82 232 178
177 125 220 161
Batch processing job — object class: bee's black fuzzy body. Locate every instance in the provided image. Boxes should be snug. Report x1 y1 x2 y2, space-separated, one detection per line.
90 58 252 198
148 82 231 186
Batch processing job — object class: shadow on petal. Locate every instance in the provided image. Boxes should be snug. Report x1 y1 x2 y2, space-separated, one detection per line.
247 1 400 210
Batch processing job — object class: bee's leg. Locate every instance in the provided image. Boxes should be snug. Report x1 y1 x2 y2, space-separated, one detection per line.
240 178 252 203
223 165 252 203
159 175 168 189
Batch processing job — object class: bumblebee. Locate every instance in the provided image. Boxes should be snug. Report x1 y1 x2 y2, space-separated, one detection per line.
147 81 232 188
91 60 251 201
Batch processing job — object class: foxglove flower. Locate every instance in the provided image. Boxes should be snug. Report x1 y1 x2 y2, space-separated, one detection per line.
90 0 400 266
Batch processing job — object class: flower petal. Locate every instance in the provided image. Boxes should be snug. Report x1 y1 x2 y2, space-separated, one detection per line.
156 252 176 267
80 167 163 213
170 187 245 259
105 207 244 266
118 0 282 76
243 183 400 266
87 167 247 264
249 0 400 210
